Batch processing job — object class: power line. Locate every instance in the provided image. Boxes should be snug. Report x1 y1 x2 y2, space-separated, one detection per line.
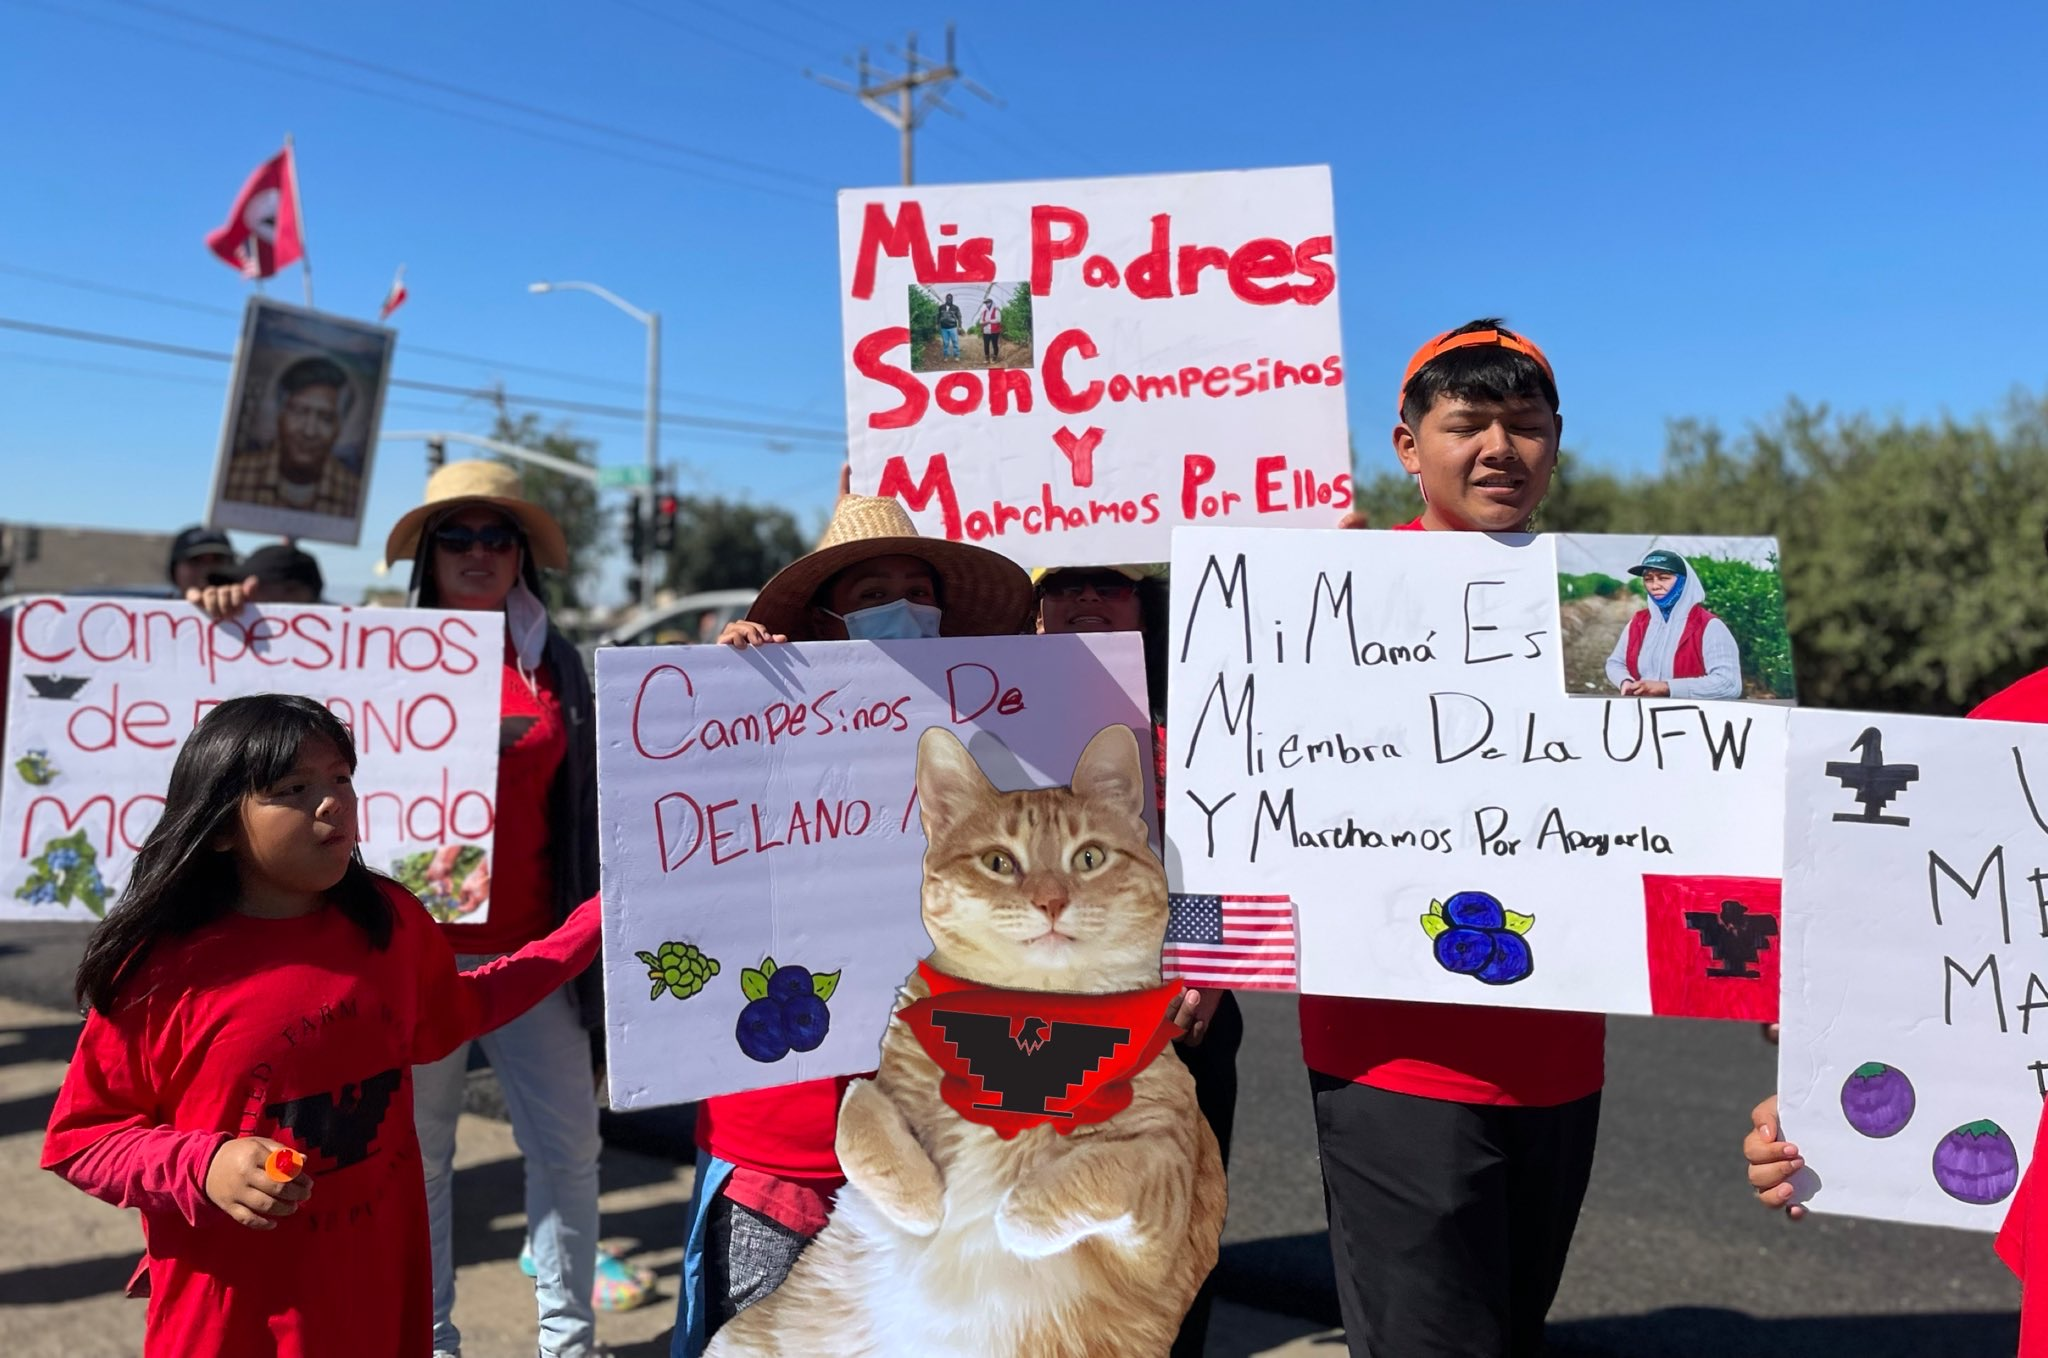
600 0 796 73
682 0 838 60
13 0 822 204
0 262 833 419
0 315 844 446
762 0 869 44
808 24 1000 186
96 0 834 189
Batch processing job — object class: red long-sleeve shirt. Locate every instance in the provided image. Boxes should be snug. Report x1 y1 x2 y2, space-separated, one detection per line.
41 881 601 1358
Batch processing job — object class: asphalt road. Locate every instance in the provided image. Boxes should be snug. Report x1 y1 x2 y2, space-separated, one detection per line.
0 923 2019 1356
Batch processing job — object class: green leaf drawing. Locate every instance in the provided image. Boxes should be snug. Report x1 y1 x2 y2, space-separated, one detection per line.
635 951 660 969
1426 898 1445 917
649 979 664 1001
1420 914 1449 939
15 829 109 917
741 967 769 1001
1503 911 1536 936
812 970 841 1003
760 956 779 978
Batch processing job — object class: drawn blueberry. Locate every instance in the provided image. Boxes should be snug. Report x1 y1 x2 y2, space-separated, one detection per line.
767 965 814 1005
736 997 790 1063
1477 931 1534 985
1433 928 1493 975
782 994 831 1052
1443 891 1506 930
1933 1120 2019 1205
1840 1063 1915 1139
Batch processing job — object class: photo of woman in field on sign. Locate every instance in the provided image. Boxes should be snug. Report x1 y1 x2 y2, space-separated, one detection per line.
907 281 1034 372
1556 535 1796 703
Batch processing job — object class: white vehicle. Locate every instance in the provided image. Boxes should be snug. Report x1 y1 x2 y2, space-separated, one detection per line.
595 588 758 650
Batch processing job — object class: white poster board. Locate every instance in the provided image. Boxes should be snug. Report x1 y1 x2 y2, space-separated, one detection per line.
597 634 1152 1110
839 167 1350 568
2 598 500 922
206 297 394 547
1781 707 2048 1230
1166 527 1787 1018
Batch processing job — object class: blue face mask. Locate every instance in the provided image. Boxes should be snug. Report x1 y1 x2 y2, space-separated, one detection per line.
833 598 943 640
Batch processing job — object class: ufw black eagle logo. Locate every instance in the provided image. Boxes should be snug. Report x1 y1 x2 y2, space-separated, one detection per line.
1684 900 1779 980
929 1010 1128 1118
264 1067 403 1168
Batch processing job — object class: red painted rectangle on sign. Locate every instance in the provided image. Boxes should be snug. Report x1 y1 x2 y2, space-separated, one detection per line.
1642 874 1781 1021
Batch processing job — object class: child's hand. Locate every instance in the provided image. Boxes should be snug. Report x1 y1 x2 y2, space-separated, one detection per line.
205 1137 313 1230
1168 987 1224 1047
1744 1094 1807 1220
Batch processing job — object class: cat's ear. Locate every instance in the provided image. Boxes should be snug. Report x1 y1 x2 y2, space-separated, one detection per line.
1070 724 1144 819
916 726 993 826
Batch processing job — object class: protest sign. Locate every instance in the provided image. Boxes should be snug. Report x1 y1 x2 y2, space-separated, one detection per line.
207 296 395 547
1780 708 2048 1230
595 633 1151 1110
1165 527 1787 1018
838 167 1349 568
2 597 500 922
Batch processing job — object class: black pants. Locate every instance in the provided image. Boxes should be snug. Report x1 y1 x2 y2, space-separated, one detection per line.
1311 1074 1601 1358
1169 989 1243 1358
982 330 1000 359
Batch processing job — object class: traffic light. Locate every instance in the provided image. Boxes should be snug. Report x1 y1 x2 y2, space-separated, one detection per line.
626 575 644 605
653 492 679 554
426 437 446 473
623 499 646 563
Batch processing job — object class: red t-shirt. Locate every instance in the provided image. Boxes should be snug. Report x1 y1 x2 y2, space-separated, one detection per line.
440 653 566 955
1296 516 1606 1107
695 1077 853 1233
1975 669 2048 1352
42 883 600 1358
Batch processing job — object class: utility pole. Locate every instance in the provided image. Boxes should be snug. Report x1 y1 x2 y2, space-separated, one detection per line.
806 24 998 185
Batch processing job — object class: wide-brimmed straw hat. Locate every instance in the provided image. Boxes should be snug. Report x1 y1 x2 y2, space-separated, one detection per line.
384 460 570 571
747 495 1032 640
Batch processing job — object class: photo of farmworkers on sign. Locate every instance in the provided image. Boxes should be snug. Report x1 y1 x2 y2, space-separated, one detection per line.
909 282 1034 372
1556 534 1796 704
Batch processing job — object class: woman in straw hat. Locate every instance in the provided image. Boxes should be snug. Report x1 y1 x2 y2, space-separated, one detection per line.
383 461 626 1356
674 493 1033 1357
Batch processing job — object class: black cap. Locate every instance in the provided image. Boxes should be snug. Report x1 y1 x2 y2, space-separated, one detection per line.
243 544 324 598
166 526 235 580
1628 549 1686 577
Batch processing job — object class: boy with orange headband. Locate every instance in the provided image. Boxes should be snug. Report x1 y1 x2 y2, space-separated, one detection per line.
1311 318 1599 1356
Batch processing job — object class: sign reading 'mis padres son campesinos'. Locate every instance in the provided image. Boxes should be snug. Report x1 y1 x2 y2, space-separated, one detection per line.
839 168 1351 568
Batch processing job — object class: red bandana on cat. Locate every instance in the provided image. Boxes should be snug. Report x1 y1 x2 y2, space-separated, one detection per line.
896 961 1182 1140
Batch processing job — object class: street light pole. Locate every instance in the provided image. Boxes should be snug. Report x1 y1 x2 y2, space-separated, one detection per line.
528 279 663 606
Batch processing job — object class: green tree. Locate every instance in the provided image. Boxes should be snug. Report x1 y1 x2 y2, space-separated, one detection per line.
661 496 809 595
486 400 601 613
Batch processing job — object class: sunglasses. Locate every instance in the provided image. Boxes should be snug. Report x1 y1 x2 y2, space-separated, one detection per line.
1044 576 1136 600
433 523 521 555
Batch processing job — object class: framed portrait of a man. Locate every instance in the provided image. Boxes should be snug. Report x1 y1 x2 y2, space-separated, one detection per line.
206 296 396 545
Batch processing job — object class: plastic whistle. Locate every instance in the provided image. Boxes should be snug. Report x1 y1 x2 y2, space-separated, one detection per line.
264 1148 303 1182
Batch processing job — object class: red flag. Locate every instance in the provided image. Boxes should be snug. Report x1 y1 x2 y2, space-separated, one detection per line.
204 147 303 279
380 265 408 321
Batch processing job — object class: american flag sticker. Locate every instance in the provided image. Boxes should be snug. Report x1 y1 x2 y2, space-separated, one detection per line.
1162 893 1298 991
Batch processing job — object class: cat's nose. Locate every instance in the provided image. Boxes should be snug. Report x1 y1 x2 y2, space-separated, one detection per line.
1032 890 1070 923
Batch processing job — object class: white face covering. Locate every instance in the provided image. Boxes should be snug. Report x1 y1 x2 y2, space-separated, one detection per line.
505 576 550 672
832 598 942 640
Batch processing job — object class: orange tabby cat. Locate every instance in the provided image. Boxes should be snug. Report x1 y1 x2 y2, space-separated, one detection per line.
704 723 1227 1358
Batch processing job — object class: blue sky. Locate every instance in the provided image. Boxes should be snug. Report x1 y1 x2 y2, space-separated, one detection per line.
4 0 2046 602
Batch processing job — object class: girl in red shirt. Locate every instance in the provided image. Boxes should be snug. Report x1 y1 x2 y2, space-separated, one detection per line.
42 693 601 1358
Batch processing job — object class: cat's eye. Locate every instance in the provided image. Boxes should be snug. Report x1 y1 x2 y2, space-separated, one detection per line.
980 850 1016 875
1071 844 1109 872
